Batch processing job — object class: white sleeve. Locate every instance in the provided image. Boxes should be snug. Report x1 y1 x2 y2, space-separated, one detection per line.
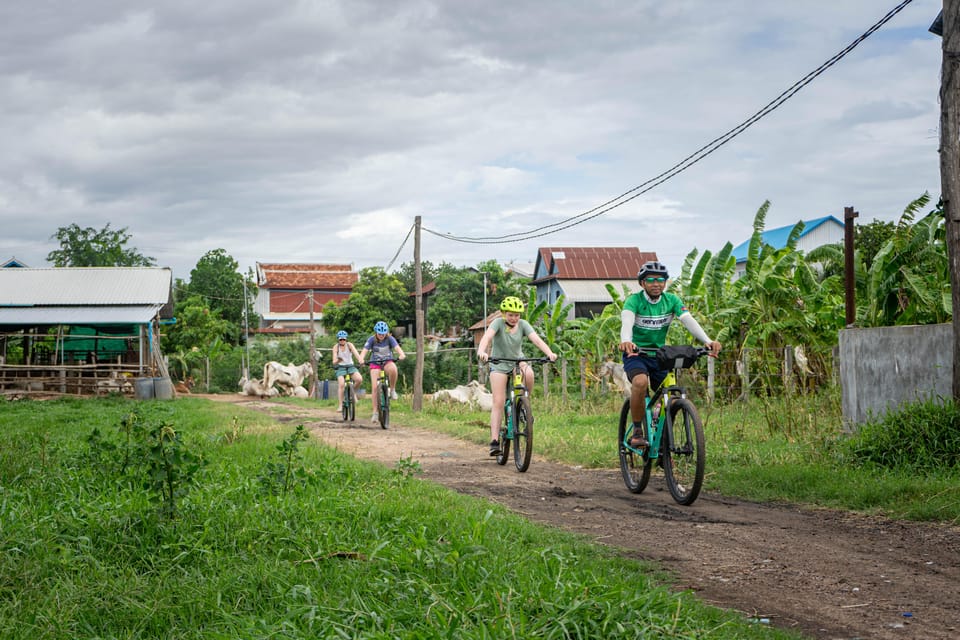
620 309 636 343
679 313 711 345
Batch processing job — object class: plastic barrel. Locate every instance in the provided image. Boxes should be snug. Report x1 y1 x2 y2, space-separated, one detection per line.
134 377 155 399
154 377 174 400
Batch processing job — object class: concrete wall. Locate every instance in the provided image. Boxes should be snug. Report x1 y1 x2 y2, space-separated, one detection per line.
839 323 951 429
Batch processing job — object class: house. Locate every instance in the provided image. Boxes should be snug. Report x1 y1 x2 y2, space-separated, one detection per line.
0 267 174 394
531 247 658 320
731 215 843 279
1 257 29 268
254 263 358 335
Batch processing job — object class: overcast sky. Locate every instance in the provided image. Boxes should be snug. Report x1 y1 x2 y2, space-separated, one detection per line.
0 1 944 281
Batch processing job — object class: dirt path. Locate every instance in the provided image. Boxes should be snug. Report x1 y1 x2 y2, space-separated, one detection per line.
209 395 960 639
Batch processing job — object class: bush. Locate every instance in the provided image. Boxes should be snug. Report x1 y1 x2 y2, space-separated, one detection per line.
839 397 960 472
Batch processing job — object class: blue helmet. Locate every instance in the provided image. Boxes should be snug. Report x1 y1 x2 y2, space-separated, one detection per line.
336 330 348 339
373 321 389 335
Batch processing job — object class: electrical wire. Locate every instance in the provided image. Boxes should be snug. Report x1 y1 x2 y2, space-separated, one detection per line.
424 0 915 245
384 222 416 272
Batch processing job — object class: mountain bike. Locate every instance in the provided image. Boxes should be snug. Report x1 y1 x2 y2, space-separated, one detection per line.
618 346 709 505
339 373 357 422
489 357 551 472
362 361 393 430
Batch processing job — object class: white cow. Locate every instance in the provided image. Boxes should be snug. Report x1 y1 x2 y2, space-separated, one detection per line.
598 360 631 397
431 380 493 411
239 376 279 398
262 361 314 395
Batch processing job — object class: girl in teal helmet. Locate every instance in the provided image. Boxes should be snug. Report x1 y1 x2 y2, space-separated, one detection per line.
476 297 557 456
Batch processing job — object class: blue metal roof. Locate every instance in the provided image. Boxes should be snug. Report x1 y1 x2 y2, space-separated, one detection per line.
732 215 842 262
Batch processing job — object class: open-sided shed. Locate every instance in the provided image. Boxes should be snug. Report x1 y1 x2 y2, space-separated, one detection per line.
0 267 174 396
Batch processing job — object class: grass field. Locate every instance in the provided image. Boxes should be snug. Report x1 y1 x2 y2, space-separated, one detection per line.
0 396 802 639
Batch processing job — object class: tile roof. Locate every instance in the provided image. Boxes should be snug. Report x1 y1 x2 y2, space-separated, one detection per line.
256 263 359 289
532 247 658 282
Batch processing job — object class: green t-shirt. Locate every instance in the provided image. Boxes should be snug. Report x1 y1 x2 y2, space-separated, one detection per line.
488 317 534 374
623 291 689 350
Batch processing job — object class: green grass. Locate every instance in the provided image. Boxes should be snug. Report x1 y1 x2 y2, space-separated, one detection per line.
399 387 960 524
0 396 800 639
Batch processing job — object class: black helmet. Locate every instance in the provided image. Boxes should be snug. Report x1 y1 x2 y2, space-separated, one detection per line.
637 261 669 283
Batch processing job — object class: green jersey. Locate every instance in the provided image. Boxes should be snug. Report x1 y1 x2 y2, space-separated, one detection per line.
623 291 689 350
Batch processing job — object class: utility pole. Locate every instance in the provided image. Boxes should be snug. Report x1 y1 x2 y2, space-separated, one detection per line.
308 290 318 399
940 0 960 399
413 216 424 410
241 277 250 380
843 206 858 327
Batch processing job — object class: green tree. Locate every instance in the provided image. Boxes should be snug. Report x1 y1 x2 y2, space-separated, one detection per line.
185 249 249 344
856 219 896 271
321 267 410 337
47 223 155 267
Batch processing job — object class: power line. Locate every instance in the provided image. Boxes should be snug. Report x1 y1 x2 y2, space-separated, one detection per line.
424 0 915 245
384 223 416 271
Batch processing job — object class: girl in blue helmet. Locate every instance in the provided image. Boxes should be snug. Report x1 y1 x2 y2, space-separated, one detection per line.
332 330 363 416
359 321 406 423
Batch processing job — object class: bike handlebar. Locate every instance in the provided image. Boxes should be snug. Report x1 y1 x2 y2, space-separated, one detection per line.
487 356 553 365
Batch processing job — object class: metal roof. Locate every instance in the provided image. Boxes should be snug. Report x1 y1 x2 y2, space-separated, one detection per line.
0 267 172 306
0 305 164 325
557 279 636 303
731 215 843 262
532 247 657 283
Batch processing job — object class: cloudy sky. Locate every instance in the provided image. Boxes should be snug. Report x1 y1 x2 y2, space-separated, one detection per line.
0 1 945 281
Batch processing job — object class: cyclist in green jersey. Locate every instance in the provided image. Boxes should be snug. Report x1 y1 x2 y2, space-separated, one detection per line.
619 261 721 448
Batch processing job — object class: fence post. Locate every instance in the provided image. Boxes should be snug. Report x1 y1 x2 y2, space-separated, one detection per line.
542 362 549 398
707 355 715 403
580 356 587 401
784 346 795 395
740 348 750 402
561 358 568 403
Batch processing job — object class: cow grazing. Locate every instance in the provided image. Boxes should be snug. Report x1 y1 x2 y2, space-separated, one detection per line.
262 361 314 395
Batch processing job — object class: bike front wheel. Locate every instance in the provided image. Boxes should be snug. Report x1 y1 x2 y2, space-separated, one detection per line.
618 399 651 493
347 384 356 422
342 384 351 421
513 396 533 472
496 407 511 466
662 398 705 505
378 384 390 429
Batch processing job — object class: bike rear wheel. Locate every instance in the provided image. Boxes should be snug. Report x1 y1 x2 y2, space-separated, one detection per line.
662 398 705 505
378 383 390 429
513 396 533 472
618 399 651 493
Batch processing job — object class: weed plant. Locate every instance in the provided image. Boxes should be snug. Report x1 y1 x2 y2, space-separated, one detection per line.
0 397 798 639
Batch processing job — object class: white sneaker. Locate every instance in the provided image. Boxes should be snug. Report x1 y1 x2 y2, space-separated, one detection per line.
391 390 398 400
371 412 378 423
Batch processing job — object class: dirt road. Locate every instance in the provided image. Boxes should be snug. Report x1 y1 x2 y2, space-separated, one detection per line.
212 395 960 639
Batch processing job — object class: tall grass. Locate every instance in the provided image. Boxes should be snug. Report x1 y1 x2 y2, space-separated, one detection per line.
0 397 799 639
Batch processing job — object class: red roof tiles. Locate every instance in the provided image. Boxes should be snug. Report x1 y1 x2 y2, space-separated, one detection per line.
256 263 358 289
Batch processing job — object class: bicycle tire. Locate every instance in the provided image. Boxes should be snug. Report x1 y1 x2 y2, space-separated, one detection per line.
496 402 511 465
618 399 651 493
342 383 350 421
662 398 705 505
379 383 390 429
513 396 533 472
348 383 355 422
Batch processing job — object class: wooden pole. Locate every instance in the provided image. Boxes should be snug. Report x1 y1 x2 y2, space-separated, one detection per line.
941 0 960 399
843 206 858 327
308 291 318 398
413 216 424 410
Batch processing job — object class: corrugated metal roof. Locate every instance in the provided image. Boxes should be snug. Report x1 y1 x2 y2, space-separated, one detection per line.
532 247 658 282
0 305 164 325
0 268 172 306
558 280 636 303
731 215 843 262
